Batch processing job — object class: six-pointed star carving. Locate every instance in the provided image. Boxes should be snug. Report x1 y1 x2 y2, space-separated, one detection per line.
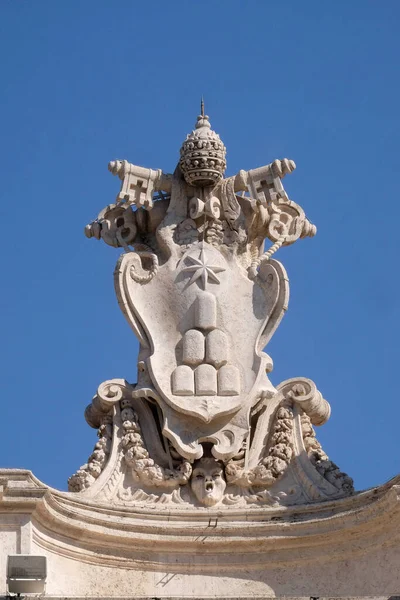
182 247 225 290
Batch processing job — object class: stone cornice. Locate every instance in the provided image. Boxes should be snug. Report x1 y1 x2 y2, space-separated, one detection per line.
1 469 399 572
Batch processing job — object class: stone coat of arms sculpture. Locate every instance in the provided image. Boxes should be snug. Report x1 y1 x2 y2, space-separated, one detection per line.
70 103 353 507
2 103 400 598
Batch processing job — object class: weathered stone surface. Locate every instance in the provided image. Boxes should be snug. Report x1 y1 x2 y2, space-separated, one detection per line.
195 364 218 396
205 328 228 368
194 291 217 331
69 108 365 525
182 329 205 366
172 365 194 395
63 107 355 508
1 470 400 597
1 104 398 598
218 363 240 395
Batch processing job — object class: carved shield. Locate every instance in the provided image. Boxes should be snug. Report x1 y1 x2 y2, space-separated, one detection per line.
115 243 288 459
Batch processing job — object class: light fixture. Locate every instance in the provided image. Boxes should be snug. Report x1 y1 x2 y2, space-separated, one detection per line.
7 555 47 595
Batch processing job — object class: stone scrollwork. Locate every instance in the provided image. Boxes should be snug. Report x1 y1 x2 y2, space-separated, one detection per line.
267 197 317 245
85 203 137 248
128 251 159 284
68 379 131 493
84 378 131 429
68 377 353 505
9 97 400 600
73 103 356 508
278 377 331 426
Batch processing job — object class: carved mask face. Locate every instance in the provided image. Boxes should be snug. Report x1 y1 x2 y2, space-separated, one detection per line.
191 458 226 507
121 407 134 422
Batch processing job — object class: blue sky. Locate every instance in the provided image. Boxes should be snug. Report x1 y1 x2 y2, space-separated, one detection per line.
1 0 399 492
